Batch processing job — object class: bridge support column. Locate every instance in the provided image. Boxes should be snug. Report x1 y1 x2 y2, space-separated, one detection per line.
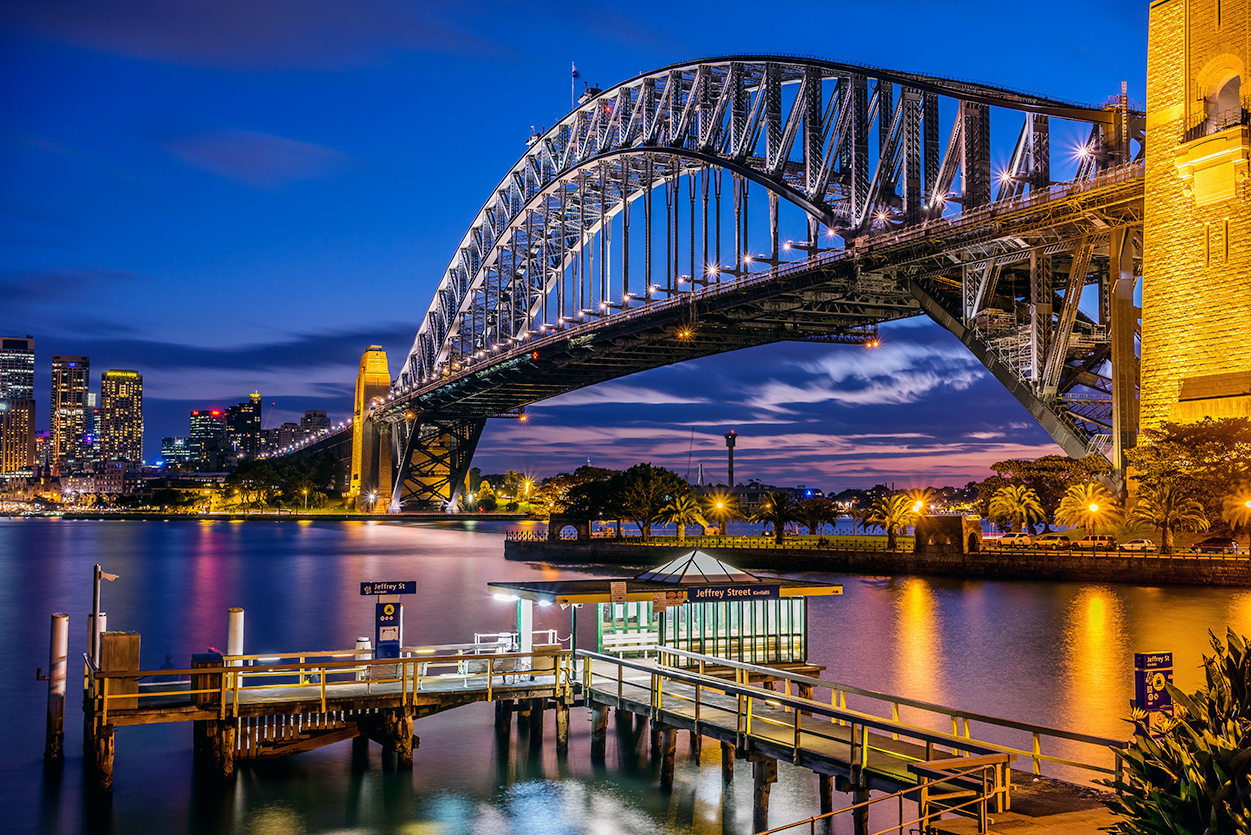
590 704 608 761
555 700 570 754
752 757 778 831
658 725 678 790
721 741 734 783
390 418 486 512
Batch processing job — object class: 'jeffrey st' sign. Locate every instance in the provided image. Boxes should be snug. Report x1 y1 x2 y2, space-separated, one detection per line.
689 584 780 602
360 581 417 596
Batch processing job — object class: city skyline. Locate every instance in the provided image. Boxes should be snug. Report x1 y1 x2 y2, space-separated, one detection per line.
0 1 1151 487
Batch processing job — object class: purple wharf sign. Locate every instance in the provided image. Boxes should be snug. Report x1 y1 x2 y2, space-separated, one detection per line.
689 585 780 602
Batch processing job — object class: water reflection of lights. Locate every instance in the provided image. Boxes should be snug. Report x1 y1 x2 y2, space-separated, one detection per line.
1227 591 1251 639
894 578 943 702
1060 586 1129 740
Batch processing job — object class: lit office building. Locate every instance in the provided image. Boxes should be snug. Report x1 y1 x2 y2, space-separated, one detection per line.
100 370 143 464
161 436 198 466
226 393 262 460
51 355 90 474
0 336 36 473
301 409 330 437
189 409 226 469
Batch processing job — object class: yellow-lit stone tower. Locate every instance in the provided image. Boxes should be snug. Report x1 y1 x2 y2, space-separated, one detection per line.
1143 0 1251 428
348 345 392 512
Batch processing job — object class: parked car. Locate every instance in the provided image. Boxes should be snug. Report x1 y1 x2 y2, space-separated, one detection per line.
1119 539 1159 553
997 532 1032 548
1191 537 1241 555
1034 533 1072 550
1074 535 1119 551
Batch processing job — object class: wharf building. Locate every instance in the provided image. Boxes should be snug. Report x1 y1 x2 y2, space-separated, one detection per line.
99 370 143 464
1143 0 1251 427
51 355 89 475
0 336 36 475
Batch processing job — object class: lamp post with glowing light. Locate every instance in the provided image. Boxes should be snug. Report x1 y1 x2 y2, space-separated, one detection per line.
302 488 308 513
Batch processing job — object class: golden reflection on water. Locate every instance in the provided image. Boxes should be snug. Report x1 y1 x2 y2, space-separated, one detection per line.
1060 586 1129 739
894 577 943 702
1226 591 1251 642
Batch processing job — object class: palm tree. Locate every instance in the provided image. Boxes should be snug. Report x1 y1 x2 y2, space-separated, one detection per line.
1128 483 1209 554
702 493 743 539
988 484 1044 533
1055 482 1123 534
864 494 918 550
797 497 837 537
658 494 708 544
1221 487 1251 550
752 490 798 545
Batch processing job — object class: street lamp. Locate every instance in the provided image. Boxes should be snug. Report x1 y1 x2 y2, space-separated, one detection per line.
302 488 308 513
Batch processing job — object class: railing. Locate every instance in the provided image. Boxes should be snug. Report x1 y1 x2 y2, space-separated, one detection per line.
580 646 1124 784
86 647 576 725
1184 104 1251 143
759 755 1012 835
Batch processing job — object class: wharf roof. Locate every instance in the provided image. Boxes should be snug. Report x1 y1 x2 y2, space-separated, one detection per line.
488 550 842 604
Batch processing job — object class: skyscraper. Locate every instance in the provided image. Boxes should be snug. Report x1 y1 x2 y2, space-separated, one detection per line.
226 393 262 460
100 370 143 464
0 336 36 473
51 355 89 475
189 409 226 470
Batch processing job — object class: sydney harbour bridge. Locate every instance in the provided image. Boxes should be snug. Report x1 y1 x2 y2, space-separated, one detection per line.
285 56 1145 512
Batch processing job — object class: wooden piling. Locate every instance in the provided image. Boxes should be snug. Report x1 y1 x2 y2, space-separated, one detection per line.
658 726 677 790
93 723 115 791
688 730 702 760
555 700 570 754
527 697 544 737
494 699 513 736
852 785 870 835
752 758 778 831
216 721 236 779
45 613 68 761
649 723 661 762
384 710 414 768
818 772 834 815
721 741 735 783
590 704 608 760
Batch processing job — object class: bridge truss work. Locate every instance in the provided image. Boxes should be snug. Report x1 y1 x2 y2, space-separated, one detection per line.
316 56 1145 510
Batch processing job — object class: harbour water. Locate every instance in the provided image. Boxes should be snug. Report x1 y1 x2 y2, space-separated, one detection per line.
3 517 1250 834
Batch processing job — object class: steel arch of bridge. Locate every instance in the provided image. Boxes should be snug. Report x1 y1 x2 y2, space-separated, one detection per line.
399 56 1133 391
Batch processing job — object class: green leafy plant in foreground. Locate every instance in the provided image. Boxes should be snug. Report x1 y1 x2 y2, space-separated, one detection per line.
1100 629 1251 834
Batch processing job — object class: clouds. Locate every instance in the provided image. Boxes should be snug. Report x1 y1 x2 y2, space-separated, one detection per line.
2 0 504 70
165 130 354 189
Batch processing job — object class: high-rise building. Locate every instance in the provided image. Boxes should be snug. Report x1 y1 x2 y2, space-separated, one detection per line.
189 409 226 469
51 355 90 474
301 409 330 438
278 422 301 449
226 393 262 460
160 437 197 466
100 370 143 463
0 336 36 473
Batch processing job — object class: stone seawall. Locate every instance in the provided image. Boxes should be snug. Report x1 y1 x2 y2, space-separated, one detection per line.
504 540 1251 587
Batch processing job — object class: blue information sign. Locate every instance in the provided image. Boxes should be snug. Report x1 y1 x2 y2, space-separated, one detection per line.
1134 651 1174 713
689 584 780 602
361 581 417 596
375 602 402 659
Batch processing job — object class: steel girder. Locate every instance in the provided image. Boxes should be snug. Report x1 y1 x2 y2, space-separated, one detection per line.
388 417 486 512
399 56 1138 397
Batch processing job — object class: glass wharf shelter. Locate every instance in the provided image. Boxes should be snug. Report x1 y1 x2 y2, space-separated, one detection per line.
487 551 841 667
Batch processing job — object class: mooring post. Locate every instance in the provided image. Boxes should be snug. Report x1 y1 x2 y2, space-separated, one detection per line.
721 741 735 783
45 612 69 761
590 703 608 760
226 608 244 662
818 772 834 815
658 725 678 789
752 757 778 831
555 700 570 754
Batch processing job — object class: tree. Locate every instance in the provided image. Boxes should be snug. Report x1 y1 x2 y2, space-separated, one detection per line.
797 497 837 536
703 493 743 539
864 494 917 550
988 484 1044 533
1222 486 1251 549
752 490 799 545
1101 629 1251 834
1128 483 1210 554
1055 482 1123 534
618 463 686 540
1128 417 1251 536
658 494 708 544
990 454 1112 530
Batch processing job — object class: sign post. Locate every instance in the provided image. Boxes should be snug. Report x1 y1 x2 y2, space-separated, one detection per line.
361 581 416 660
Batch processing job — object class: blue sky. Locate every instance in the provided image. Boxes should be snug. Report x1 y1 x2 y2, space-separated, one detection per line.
0 0 1150 488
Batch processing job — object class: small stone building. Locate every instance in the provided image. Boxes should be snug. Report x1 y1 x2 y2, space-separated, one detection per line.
913 515 983 554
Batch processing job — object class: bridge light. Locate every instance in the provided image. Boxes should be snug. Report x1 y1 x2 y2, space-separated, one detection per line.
783 242 791 251
744 255 752 263
706 265 718 276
